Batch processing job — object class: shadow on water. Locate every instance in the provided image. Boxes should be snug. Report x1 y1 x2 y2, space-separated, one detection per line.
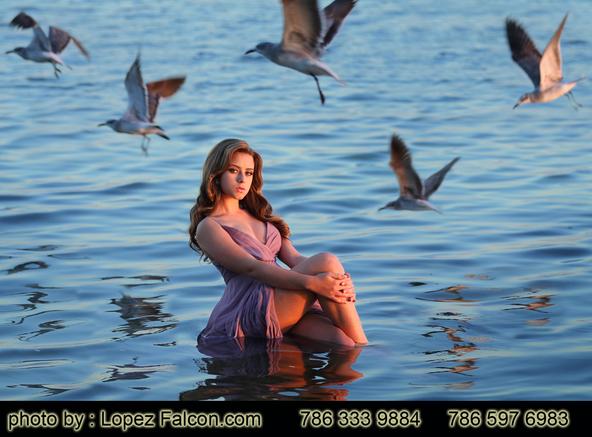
180 336 364 401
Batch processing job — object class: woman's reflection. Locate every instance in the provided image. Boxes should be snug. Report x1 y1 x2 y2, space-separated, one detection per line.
180 335 364 400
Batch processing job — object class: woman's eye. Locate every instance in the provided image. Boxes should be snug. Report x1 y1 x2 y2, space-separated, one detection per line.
246 171 254 177
228 168 237 173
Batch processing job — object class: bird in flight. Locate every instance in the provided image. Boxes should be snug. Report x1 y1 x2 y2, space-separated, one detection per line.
379 134 460 214
98 54 186 154
244 0 357 104
6 12 90 77
505 14 584 109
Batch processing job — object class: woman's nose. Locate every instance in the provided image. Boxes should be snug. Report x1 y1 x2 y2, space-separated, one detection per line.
236 172 244 182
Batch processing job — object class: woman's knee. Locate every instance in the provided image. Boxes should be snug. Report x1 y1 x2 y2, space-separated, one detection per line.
311 252 344 273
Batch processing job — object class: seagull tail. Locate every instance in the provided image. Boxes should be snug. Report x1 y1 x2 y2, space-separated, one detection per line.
149 125 169 140
418 199 443 214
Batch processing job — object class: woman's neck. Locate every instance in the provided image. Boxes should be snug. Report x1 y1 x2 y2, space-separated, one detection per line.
212 196 241 217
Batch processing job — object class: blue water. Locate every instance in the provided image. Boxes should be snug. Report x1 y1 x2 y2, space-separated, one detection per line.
1 0 591 400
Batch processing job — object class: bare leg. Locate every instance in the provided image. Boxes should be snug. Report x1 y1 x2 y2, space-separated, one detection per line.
290 312 355 347
274 252 368 345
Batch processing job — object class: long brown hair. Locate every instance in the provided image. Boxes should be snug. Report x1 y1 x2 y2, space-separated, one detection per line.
188 138 290 258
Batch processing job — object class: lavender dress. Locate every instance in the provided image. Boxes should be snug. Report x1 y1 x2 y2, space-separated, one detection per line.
198 222 284 345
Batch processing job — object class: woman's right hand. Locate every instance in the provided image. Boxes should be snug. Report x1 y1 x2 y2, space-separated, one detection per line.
310 272 356 304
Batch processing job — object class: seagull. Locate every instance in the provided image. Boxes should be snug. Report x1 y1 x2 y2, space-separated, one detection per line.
505 14 584 109
244 0 357 104
98 54 186 153
379 134 460 214
6 12 90 77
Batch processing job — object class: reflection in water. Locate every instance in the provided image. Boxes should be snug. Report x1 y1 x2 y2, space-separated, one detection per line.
101 275 169 289
417 285 476 303
181 336 364 400
430 357 479 376
103 357 175 383
420 285 483 387
17 319 65 342
12 290 63 342
6 261 48 275
18 290 50 311
418 284 556 390
12 383 70 397
20 245 59 252
110 293 177 338
423 323 479 377
504 289 553 326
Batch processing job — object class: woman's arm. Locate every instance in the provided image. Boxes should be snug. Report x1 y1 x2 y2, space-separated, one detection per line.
196 218 353 303
278 237 307 268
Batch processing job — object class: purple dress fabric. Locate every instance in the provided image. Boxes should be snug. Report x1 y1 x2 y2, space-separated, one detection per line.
198 222 284 344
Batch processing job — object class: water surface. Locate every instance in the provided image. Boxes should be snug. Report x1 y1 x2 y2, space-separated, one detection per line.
1 0 591 400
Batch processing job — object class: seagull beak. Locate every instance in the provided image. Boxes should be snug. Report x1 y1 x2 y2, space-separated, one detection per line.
5 50 15 54
244 48 256 55
513 102 520 109
97 122 107 127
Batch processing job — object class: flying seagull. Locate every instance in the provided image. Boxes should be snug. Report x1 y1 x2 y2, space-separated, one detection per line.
244 0 357 104
379 134 460 214
98 54 186 153
505 14 584 109
6 12 90 77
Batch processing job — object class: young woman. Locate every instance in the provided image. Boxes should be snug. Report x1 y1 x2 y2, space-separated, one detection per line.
189 139 368 347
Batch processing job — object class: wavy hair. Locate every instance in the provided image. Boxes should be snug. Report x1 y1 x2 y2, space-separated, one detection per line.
188 139 290 258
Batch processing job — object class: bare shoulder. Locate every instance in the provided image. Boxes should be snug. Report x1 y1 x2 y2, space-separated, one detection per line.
196 216 219 236
195 215 257 273
195 217 226 246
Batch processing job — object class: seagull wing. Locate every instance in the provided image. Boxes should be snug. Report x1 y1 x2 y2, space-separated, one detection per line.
30 27 52 52
506 18 542 87
423 157 460 199
10 13 51 52
389 134 423 199
123 55 149 122
539 14 568 90
146 76 186 123
281 0 323 55
49 26 90 59
9 12 37 29
321 0 356 49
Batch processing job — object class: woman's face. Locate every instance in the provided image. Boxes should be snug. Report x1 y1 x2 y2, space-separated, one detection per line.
219 151 255 201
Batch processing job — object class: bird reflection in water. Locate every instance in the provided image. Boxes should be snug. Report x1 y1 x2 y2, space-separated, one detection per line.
423 323 479 377
419 285 485 386
504 289 553 326
180 336 364 401
110 293 176 338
